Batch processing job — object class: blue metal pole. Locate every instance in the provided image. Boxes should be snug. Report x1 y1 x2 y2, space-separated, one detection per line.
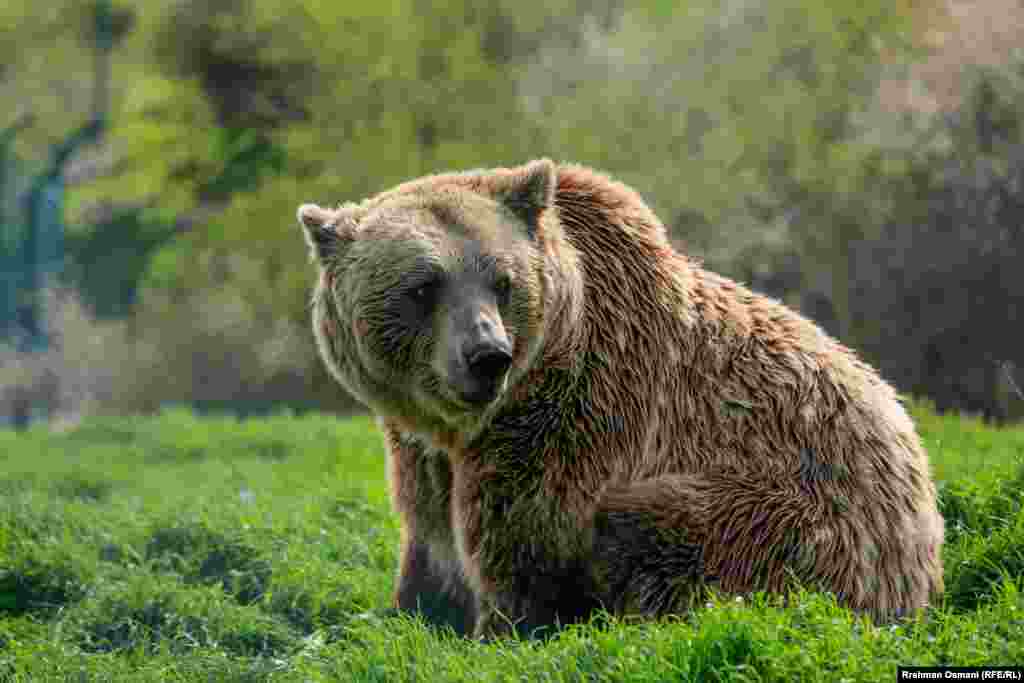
6 0 111 429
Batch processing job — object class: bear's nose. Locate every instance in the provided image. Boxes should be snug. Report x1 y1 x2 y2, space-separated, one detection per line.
466 345 514 383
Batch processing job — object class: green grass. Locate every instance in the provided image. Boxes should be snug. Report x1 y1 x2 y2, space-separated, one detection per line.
1 401 1023 682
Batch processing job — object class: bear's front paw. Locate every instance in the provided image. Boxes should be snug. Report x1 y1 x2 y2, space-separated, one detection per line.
472 604 519 642
473 601 562 642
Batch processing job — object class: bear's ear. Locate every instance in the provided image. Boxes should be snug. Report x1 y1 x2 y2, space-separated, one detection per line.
297 203 358 263
496 158 556 238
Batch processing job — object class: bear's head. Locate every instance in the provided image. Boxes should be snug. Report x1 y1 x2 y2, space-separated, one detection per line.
298 159 580 439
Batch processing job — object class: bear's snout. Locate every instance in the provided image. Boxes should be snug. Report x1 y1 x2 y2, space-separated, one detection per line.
455 340 512 406
442 294 514 406
466 345 513 383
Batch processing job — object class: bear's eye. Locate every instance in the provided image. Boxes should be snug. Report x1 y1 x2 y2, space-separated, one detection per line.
407 280 439 307
495 274 512 305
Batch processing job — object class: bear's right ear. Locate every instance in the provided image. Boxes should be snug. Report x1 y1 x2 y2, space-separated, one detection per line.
496 158 556 239
297 203 358 263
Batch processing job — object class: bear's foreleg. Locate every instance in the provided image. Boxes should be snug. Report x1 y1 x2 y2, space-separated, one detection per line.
394 535 477 635
451 459 601 640
589 476 720 617
384 427 477 635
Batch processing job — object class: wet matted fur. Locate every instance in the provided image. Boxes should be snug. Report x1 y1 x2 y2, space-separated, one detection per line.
297 160 944 639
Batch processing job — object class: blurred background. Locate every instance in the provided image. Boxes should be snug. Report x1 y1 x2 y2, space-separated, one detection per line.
1 0 1022 429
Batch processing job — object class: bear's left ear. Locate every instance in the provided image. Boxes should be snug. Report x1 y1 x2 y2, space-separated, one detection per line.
297 203 359 263
497 158 556 238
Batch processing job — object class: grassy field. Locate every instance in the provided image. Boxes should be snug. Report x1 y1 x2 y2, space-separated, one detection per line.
1 402 1022 682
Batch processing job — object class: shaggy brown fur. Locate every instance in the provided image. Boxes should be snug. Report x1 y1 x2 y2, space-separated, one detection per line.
297 160 944 639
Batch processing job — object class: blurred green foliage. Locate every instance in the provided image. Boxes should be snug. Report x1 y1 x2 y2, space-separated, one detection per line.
2 0 922 309
3 0 1022 420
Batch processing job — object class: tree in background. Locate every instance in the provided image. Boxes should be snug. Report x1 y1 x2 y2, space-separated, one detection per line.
850 64 1024 421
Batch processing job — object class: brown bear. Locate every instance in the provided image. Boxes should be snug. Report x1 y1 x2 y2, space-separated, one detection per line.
297 159 944 639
